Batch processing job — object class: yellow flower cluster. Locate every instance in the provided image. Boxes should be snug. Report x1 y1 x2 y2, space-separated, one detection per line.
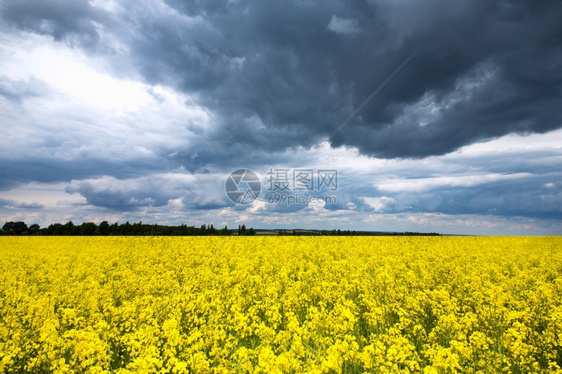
0 236 561 373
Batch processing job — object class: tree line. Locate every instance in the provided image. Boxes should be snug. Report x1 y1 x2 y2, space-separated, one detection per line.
1 221 438 236
319 229 439 236
279 229 439 236
1 221 257 236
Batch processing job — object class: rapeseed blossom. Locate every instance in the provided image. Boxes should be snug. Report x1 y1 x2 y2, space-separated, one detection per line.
0 236 561 373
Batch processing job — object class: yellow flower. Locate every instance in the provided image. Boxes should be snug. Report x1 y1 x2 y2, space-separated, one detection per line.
0 236 560 373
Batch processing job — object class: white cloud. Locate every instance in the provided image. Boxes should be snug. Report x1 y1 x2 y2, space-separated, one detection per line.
3 39 148 111
376 173 533 193
327 15 360 35
0 35 212 162
364 196 396 212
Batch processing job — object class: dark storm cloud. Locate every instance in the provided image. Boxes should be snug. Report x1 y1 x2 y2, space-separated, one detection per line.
0 0 106 48
129 0 562 159
0 158 169 191
65 174 233 212
329 170 562 219
386 175 562 219
65 178 174 211
2 0 560 159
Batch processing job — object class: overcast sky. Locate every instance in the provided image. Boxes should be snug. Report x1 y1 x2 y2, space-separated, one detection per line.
1 0 561 234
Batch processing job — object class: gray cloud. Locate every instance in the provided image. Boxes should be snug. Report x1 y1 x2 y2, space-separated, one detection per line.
0 158 166 191
0 198 44 210
327 15 361 35
3 0 560 159
65 174 232 212
127 0 562 159
378 175 562 219
1 0 561 233
0 76 51 103
1 0 106 48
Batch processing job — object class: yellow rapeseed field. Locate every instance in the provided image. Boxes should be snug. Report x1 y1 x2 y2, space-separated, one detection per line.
0 236 561 373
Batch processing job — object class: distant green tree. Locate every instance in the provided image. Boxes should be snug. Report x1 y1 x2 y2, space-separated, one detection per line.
99 221 110 235
132 222 144 235
47 223 63 235
63 221 77 235
117 221 130 235
2 221 28 235
80 222 98 235
110 222 119 235
28 224 40 235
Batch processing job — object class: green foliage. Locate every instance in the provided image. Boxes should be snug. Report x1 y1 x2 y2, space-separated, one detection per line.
1 221 236 236
2 221 28 235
